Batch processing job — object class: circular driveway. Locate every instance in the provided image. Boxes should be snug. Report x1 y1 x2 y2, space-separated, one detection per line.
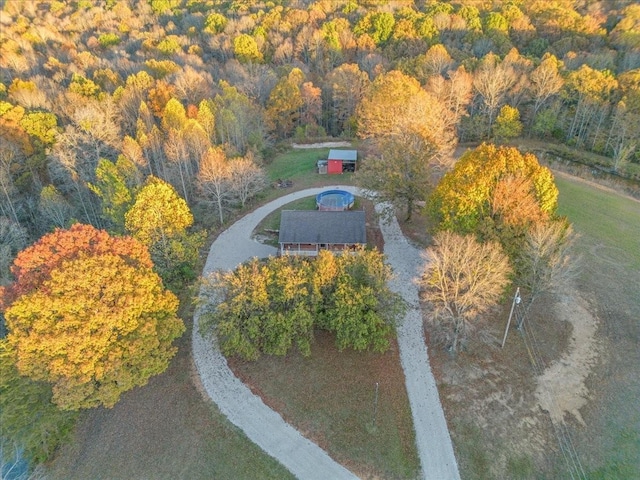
193 186 459 479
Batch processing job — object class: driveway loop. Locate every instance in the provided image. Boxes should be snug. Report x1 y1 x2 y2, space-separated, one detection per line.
193 186 459 479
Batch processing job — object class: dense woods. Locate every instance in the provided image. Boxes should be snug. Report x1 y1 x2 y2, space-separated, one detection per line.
0 0 639 247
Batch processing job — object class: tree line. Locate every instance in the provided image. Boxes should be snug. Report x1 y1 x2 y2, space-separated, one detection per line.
1 1 639 248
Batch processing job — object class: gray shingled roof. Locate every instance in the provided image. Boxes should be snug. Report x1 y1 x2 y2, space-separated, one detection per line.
328 149 357 162
279 210 366 244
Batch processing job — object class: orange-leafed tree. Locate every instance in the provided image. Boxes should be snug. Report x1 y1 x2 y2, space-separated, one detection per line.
428 143 558 239
1 224 184 410
1 223 151 308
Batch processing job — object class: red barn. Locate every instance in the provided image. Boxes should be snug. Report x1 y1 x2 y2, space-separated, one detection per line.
326 149 357 174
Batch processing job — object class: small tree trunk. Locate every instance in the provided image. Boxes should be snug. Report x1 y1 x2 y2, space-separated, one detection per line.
406 197 414 222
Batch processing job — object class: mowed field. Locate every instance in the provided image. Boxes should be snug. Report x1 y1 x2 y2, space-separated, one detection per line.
553 174 640 478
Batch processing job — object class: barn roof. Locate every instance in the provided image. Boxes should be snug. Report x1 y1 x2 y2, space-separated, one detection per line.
279 210 366 245
328 149 357 161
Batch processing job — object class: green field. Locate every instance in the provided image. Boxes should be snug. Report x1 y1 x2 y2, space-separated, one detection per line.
267 148 329 182
555 175 640 270
554 174 640 478
262 147 356 195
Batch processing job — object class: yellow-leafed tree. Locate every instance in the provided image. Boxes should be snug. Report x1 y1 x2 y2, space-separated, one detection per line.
2 224 184 410
428 143 558 240
125 176 204 285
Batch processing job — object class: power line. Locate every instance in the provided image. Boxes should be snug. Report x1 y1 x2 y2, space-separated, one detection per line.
513 294 587 480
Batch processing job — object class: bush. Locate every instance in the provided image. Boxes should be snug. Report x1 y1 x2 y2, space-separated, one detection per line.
199 249 404 360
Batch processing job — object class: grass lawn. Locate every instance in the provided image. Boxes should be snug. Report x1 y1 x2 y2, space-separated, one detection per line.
259 148 356 202
555 175 640 270
266 148 329 182
46 323 294 480
554 174 640 479
229 331 420 479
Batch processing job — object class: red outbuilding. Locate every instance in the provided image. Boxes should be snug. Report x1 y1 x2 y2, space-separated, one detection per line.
323 149 358 174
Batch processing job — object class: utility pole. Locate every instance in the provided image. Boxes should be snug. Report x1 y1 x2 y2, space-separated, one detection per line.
501 287 521 348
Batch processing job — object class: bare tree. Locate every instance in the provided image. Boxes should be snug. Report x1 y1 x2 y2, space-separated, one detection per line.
172 66 214 105
415 44 454 83
421 231 512 353
164 128 192 204
427 66 474 133
229 154 267 209
516 220 579 311
529 54 564 119
38 185 73 230
48 126 102 226
0 217 27 285
0 149 21 225
605 102 640 172
473 53 518 134
197 147 233 226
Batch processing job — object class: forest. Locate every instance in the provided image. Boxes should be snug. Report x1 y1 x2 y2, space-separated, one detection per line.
0 0 639 475
0 0 639 255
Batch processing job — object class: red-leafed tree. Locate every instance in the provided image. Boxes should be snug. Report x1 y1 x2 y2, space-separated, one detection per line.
1 224 184 410
0 223 151 309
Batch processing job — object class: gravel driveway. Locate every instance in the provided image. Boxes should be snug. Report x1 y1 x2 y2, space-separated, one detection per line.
193 186 459 479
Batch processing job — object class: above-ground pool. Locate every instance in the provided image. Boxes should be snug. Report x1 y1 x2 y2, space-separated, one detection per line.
316 190 355 211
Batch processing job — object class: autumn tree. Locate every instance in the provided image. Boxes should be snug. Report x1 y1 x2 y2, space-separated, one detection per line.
323 248 403 352
213 81 266 154
1 224 184 410
125 176 204 284
325 63 370 136
200 256 314 361
233 34 263 63
429 143 558 240
493 105 523 142
357 70 456 158
472 53 519 137
356 70 456 220
356 133 435 221
421 231 512 353
564 65 618 148
265 68 304 139
414 44 454 83
199 249 402 360
89 156 139 233
529 54 564 120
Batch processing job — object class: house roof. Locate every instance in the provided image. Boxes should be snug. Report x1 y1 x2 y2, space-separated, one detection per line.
279 210 366 245
328 149 357 162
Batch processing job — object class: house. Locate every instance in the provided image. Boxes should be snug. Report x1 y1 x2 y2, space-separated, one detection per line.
318 149 357 174
278 210 366 256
